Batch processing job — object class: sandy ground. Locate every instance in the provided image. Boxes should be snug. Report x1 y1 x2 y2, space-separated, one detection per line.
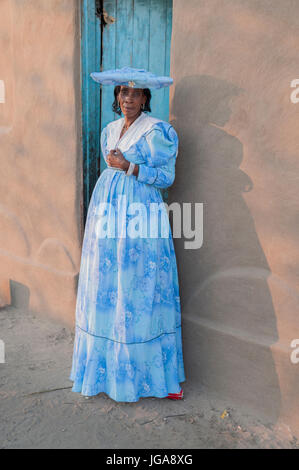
0 305 298 449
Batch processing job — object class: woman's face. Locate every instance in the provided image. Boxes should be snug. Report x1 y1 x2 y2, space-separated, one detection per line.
118 85 146 118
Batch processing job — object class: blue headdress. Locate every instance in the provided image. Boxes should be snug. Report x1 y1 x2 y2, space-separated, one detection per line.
90 66 173 89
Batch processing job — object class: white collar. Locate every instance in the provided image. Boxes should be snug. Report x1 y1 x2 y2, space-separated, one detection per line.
106 112 162 153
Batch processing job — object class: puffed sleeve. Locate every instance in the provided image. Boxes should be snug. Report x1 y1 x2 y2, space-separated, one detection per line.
122 122 179 189
100 126 109 164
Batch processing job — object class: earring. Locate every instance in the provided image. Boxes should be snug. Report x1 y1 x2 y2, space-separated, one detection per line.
141 103 145 110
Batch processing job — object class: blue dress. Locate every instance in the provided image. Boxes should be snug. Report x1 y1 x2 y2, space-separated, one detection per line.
69 112 186 402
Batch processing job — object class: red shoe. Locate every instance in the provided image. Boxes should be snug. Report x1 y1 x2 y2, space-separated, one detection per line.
167 388 184 400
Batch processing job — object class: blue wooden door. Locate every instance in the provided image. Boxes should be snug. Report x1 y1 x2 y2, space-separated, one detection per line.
81 0 173 223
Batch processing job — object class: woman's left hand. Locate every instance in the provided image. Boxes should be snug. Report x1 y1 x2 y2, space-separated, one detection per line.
107 149 129 171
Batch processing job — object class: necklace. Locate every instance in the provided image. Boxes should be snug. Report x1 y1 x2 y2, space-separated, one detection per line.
120 124 128 138
122 111 143 132
120 120 133 137
119 112 143 141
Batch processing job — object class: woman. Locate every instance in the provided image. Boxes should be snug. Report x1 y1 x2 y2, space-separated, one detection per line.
69 67 185 402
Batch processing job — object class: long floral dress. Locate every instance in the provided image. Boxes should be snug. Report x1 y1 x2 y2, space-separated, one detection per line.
69 111 186 402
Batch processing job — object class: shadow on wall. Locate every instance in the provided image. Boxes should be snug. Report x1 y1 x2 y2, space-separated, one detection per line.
170 75 281 422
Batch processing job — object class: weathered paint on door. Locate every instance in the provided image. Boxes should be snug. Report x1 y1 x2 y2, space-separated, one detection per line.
81 0 102 224
81 0 173 223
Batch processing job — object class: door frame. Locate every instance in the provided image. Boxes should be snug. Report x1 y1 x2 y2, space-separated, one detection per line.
80 0 103 225
80 0 173 224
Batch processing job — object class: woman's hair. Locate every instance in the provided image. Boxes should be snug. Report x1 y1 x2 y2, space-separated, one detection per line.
112 86 152 115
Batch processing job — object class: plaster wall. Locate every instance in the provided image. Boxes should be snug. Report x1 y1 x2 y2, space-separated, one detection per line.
170 0 299 436
0 0 82 326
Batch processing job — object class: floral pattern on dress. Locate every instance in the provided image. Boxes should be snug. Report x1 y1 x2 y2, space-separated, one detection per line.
69 119 185 401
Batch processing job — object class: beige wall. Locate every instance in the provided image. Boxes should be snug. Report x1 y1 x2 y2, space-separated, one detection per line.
170 0 299 436
0 0 82 325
